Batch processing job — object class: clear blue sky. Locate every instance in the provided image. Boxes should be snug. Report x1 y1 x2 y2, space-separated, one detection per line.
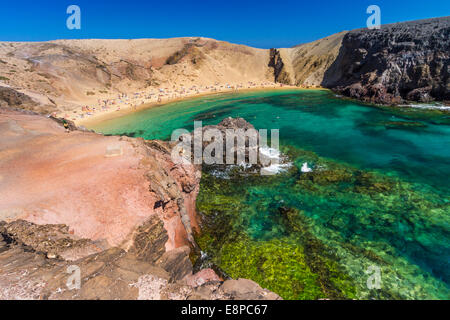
1 0 449 48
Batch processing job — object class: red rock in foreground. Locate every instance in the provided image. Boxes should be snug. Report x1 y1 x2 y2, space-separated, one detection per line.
0 108 281 300
0 108 199 250
0 223 280 300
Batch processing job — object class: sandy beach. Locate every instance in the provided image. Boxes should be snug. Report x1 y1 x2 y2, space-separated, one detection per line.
75 83 327 127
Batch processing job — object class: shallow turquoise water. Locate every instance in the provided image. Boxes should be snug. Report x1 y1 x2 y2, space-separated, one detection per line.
91 89 450 299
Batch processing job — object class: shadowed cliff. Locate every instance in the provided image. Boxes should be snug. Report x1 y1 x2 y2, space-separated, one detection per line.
322 16 450 104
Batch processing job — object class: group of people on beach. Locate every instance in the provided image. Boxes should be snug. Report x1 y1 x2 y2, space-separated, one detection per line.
60 81 281 121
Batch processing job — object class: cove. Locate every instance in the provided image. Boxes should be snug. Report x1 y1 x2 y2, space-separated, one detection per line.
90 89 450 300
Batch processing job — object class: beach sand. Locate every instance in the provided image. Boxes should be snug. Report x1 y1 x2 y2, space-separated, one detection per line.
76 84 327 127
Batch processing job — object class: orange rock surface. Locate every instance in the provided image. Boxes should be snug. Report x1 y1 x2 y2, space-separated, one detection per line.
0 108 200 249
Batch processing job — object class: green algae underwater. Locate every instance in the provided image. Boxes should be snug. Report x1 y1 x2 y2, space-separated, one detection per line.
90 89 450 300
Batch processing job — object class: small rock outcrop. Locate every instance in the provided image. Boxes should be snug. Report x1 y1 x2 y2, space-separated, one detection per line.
127 215 168 264
176 117 290 178
0 86 36 108
0 220 104 261
156 245 193 281
178 117 259 166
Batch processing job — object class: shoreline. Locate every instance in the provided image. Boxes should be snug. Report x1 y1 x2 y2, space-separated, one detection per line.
76 85 329 128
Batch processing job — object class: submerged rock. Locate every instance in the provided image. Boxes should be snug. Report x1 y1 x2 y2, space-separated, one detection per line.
382 121 426 129
297 168 353 186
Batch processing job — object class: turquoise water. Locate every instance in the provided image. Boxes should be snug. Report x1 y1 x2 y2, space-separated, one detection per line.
91 89 450 299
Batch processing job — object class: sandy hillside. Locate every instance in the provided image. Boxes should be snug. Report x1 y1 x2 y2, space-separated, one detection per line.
286 31 347 86
0 37 274 116
0 34 348 119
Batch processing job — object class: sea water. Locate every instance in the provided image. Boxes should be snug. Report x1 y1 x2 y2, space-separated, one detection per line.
91 89 450 299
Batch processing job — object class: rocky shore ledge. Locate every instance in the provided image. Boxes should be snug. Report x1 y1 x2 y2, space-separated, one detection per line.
323 17 450 105
0 108 280 300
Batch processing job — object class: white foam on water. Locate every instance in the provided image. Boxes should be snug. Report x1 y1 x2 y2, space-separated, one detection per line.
209 147 292 177
237 161 252 169
209 168 232 179
259 146 280 159
301 162 313 173
260 162 292 175
259 146 292 175
200 251 208 260
399 103 450 111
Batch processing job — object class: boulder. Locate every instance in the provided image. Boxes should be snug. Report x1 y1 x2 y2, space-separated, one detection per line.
156 245 193 282
128 215 168 264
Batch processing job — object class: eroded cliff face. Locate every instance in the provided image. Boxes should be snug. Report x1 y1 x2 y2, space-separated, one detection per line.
322 17 450 104
268 48 292 85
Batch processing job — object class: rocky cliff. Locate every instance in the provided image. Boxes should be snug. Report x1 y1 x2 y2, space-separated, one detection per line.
322 17 450 104
0 108 281 300
268 48 292 85
0 107 201 250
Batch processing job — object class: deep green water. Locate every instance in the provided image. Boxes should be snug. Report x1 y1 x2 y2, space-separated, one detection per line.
91 89 450 299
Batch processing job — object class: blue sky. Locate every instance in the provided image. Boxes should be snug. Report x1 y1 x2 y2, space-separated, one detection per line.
0 0 449 48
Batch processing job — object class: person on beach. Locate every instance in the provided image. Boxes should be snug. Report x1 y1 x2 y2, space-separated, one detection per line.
63 119 70 133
